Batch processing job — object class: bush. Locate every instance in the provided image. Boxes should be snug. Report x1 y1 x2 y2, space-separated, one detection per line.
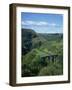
38 62 63 76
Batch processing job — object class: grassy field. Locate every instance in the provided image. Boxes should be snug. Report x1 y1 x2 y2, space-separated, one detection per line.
21 28 63 77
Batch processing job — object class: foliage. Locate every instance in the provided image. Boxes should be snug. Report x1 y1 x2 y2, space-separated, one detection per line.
21 28 63 77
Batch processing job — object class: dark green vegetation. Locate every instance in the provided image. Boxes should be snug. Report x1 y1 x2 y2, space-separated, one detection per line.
21 28 63 77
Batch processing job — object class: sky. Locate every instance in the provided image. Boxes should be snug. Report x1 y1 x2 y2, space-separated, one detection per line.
21 12 63 33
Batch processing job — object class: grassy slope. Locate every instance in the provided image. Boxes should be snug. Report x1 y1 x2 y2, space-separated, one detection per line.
22 28 63 77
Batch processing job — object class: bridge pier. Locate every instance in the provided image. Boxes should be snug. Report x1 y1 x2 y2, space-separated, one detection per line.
41 55 58 64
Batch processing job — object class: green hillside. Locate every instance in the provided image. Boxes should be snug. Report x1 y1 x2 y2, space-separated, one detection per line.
21 28 63 77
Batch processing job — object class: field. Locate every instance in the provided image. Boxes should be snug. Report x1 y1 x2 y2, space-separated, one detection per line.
21 28 63 77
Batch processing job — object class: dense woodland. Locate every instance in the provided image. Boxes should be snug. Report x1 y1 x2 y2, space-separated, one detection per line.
21 28 63 77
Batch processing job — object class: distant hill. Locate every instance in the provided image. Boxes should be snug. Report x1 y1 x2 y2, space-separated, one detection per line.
38 33 63 41
22 28 63 55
